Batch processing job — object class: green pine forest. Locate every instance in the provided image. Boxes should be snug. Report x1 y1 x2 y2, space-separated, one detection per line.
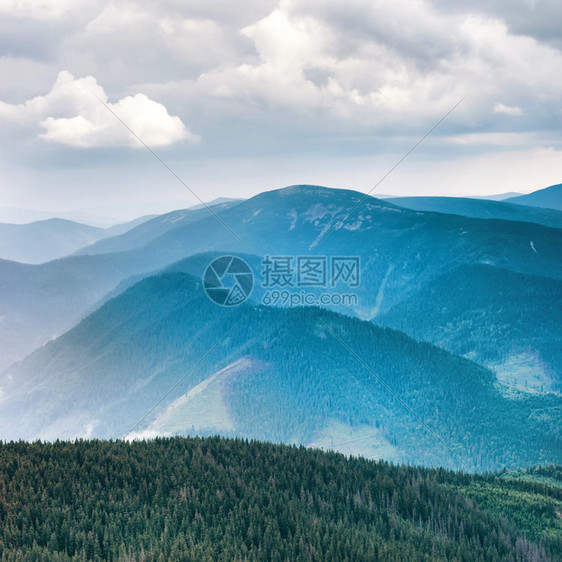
0 437 561 561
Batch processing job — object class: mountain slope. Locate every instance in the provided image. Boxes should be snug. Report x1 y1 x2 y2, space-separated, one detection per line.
103 213 157 236
0 206 120 226
74 200 241 256
2 271 560 471
0 219 105 263
472 191 524 200
505 183 562 211
379 264 562 392
0 249 171 372
99 184 562 327
388 196 562 229
135 184 562 289
0 215 156 264
2 184 562 370
1 438 560 561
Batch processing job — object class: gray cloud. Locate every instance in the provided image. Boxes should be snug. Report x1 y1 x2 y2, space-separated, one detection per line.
3 0 561 134
430 0 562 47
0 0 561 210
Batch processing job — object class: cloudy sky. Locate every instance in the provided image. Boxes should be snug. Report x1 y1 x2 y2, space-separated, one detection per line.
1 0 561 220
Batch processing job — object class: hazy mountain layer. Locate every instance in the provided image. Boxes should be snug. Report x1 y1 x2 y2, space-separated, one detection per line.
2 185 561 371
2 271 560 472
505 183 562 211
74 200 240 257
0 219 106 264
0 215 155 264
388 196 562 229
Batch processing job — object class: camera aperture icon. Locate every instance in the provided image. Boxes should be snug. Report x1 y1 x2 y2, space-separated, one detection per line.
203 256 254 306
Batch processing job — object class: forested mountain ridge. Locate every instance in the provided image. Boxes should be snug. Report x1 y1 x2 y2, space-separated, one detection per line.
0 437 560 561
2 270 560 471
2 184 562 371
379 264 562 393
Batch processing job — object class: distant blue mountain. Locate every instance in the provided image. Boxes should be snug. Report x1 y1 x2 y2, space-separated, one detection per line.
505 183 562 211
0 219 105 264
74 200 240 257
1 184 561 371
471 191 523 201
0 215 154 264
387 196 562 229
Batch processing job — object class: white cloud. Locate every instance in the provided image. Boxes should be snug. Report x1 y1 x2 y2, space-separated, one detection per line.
444 131 538 146
494 102 523 116
0 70 198 147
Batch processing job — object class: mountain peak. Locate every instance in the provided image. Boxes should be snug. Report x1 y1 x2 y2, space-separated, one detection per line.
505 183 562 211
277 184 337 195
252 184 400 208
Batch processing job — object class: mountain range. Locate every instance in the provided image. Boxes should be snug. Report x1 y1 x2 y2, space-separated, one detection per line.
2 184 562 371
73 200 240 257
380 264 562 393
385 196 562 229
0 183 560 471
0 215 154 264
1 269 560 472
